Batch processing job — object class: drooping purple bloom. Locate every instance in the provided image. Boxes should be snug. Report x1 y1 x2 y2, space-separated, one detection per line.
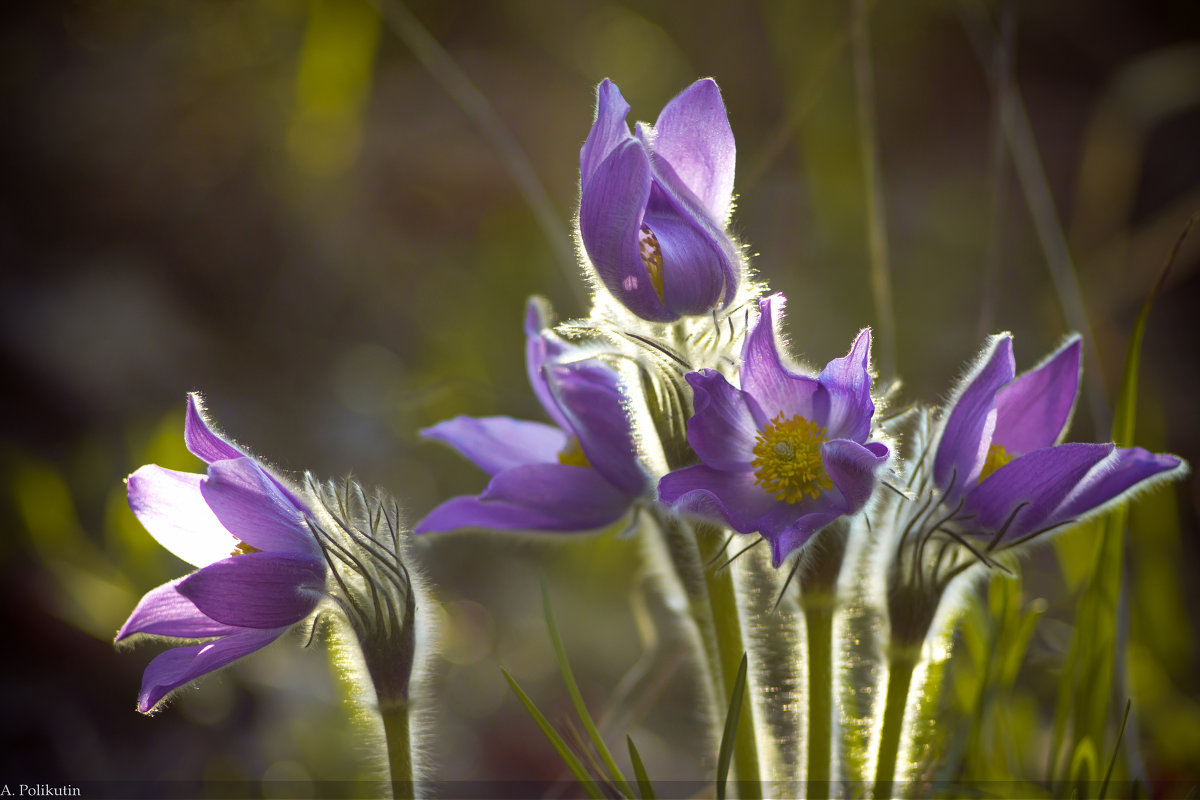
578 78 741 322
933 335 1184 543
116 394 325 713
415 299 647 534
659 294 890 566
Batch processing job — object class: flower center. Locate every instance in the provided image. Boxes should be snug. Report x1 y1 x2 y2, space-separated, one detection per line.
977 443 1013 483
751 412 831 503
638 225 665 303
557 436 591 468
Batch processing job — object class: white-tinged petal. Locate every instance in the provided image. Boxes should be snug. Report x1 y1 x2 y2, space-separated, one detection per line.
127 465 238 568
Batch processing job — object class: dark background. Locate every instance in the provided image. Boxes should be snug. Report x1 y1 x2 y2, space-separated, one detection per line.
2 0 1198 791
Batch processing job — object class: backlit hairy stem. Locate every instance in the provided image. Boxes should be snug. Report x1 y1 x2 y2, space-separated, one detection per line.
799 526 848 798
697 523 764 799
803 597 835 797
381 700 414 799
873 648 919 800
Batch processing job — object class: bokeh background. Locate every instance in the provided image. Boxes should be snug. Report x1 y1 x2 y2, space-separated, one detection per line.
2 0 1198 793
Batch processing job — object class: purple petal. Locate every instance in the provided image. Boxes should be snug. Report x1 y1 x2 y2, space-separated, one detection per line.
814 328 875 442
739 295 820 425
962 443 1113 540
127 465 240 569
643 182 735 315
652 78 736 223
761 510 843 568
200 458 315 556
544 361 646 495
421 416 567 476
177 552 325 629
482 462 633 523
415 463 632 533
185 393 244 464
684 369 759 470
821 438 889 514
117 581 237 641
525 298 573 432
579 139 673 322
136 627 282 713
933 335 1016 494
580 79 632 187
993 336 1081 455
658 464 778 534
753 484 851 566
1056 446 1184 521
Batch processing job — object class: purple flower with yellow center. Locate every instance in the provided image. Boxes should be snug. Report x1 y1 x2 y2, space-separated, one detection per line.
415 299 647 533
658 294 890 566
578 78 740 322
116 394 325 714
932 334 1184 543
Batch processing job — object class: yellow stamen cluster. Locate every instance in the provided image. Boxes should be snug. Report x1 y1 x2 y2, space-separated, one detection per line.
231 540 261 556
557 436 591 468
751 412 831 503
977 443 1013 483
638 225 665 302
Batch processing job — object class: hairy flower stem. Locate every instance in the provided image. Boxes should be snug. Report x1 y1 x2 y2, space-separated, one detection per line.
696 523 763 799
652 512 763 796
353 623 419 799
381 700 414 799
798 526 848 797
309 476 435 800
653 513 723 702
324 620 419 798
803 598 834 796
872 647 919 800
362 613 420 798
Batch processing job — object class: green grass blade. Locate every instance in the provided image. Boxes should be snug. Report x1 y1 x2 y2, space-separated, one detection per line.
627 735 656 800
372 0 578 285
501 668 604 800
1090 215 1196 773
1099 215 1197 786
851 0 897 380
1114 213 1196 447
541 576 633 798
1054 214 1196 789
1068 736 1097 791
958 0 1108 429
1099 700 1133 800
716 653 748 800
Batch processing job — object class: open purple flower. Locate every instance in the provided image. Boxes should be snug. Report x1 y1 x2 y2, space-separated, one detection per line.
415 299 647 534
116 394 325 713
659 294 890 566
578 78 740 322
932 335 1184 543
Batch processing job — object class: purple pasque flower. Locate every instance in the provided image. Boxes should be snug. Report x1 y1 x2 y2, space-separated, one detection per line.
415 298 647 534
932 334 1184 544
116 394 325 713
659 294 890 566
578 78 740 322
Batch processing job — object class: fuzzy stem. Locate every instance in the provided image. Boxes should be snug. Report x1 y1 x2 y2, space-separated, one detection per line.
803 596 835 797
873 648 919 800
798 526 849 796
655 514 726 716
697 525 763 799
381 699 414 799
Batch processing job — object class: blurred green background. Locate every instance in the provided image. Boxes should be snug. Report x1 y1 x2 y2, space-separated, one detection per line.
2 0 1198 792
